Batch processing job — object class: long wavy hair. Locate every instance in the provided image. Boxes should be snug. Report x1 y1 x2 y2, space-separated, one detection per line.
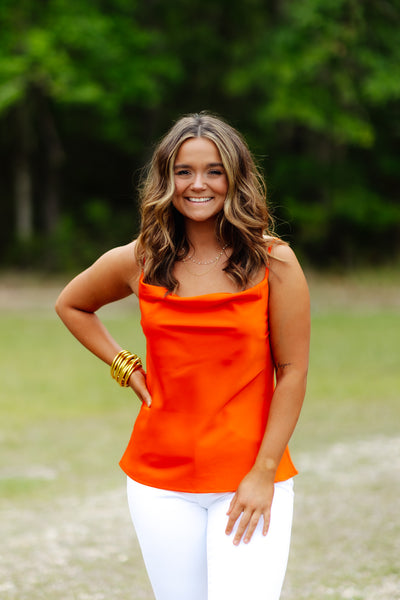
135 112 279 292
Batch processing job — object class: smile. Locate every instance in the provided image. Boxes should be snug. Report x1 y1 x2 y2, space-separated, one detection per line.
186 197 213 203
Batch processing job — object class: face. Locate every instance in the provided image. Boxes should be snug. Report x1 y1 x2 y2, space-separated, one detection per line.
172 137 228 223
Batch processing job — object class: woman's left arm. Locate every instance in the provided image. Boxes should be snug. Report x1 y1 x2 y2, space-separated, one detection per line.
225 244 310 545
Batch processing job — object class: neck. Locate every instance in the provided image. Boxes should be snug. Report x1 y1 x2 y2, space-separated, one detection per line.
184 220 221 255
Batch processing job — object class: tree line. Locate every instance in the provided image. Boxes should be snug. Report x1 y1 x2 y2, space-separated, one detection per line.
1 0 399 271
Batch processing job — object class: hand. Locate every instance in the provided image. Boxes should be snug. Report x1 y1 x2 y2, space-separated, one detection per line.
225 467 275 545
128 368 152 407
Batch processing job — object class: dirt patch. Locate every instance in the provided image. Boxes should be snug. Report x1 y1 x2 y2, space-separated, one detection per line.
0 488 152 600
0 272 137 313
1 270 400 313
306 270 400 313
0 273 64 311
1 435 399 600
286 435 400 600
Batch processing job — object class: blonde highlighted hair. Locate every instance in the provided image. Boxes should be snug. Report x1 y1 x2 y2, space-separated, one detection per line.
136 112 280 292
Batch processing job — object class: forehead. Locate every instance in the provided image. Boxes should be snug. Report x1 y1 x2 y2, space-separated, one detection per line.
175 137 222 164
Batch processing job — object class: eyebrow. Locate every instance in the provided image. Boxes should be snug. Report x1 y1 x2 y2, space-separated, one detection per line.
174 162 224 169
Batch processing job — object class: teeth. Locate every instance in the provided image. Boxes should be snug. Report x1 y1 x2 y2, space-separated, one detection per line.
187 197 212 203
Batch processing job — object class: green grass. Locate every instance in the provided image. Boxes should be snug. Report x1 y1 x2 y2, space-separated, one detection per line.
1 274 399 599
293 310 400 452
2 303 399 500
1 309 147 502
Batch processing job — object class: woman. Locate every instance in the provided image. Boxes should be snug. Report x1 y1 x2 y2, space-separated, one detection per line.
55 112 310 600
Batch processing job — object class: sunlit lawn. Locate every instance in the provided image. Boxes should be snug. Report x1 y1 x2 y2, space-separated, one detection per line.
2 286 398 493
1 271 399 599
1 302 146 502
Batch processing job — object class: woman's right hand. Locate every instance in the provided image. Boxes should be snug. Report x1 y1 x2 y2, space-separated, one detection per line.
128 369 152 407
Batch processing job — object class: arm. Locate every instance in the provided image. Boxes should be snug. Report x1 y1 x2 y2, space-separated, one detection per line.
225 244 310 544
55 241 152 406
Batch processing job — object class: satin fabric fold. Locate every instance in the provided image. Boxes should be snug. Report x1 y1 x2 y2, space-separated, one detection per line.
119 270 297 492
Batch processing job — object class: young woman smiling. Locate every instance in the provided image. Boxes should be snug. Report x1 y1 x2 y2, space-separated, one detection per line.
56 112 310 600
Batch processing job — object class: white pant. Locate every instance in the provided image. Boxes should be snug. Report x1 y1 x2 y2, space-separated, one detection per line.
127 477 294 600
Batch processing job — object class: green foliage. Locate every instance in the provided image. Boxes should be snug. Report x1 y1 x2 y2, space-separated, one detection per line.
1 276 399 597
7 201 137 271
1 280 399 494
0 0 181 139
0 0 399 269
226 0 400 147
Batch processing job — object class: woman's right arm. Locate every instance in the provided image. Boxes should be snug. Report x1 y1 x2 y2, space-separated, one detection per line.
55 241 152 406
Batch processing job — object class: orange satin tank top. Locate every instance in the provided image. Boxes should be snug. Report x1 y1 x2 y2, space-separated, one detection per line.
119 269 297 492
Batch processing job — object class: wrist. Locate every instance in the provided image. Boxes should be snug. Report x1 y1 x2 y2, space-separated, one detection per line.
110 350 143 387
253 457 278 479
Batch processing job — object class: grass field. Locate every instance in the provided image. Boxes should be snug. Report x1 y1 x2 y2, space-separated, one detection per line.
1 270 399 599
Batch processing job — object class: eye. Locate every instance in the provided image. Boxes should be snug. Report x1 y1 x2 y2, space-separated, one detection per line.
209 169 224 176
175 169 191 176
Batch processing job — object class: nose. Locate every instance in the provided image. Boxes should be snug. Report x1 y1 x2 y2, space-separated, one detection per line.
191 172 206 191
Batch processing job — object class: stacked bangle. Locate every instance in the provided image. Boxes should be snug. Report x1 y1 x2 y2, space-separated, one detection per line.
110 350 143 387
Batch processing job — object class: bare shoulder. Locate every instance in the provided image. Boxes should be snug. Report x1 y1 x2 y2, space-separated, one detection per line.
267 242 309 311
268 242 303 280
267 242 310 369
98 240 140 274
56 240 142 313
269 241 296 261
93 240 141 294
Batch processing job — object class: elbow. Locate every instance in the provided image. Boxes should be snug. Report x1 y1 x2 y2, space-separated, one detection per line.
54 299 63 320
300 363 309 384
297 365 309 391
276 364 309 391
54 295 61 316
54 292 68 320
300 368 308 396
55 292 94 323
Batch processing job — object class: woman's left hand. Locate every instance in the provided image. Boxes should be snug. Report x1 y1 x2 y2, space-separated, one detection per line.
225 467 275 545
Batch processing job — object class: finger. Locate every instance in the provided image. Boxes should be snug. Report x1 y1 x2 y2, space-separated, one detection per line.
262 510 271 536
129 371 152 407
243 512 262 544
139 390 152 407
232 511 252 546
225 503 243 535
226 493 238 516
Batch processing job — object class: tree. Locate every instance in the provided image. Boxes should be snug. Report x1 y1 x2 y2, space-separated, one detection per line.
223 0 400 263
1 0 399 268
0 0 181 240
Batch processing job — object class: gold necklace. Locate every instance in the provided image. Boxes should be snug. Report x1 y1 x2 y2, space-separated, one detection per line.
182 244 228 265
182 261 223 277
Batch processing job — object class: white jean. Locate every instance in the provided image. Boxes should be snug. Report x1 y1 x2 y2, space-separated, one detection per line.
126 477 294 600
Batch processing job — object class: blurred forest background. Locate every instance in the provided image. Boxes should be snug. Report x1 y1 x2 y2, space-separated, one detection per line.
1 0 400 272
1 4 400 598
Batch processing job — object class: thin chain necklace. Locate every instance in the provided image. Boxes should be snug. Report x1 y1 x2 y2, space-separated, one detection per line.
182 261 222 277
182 244 228 265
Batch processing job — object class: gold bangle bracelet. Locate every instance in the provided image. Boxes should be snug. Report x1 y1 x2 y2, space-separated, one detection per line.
110 350 130 378
111 351 131 381
120 358 142 387
115 356 141 384
111 350 143 387
117 357 139 385
119 358 142 387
